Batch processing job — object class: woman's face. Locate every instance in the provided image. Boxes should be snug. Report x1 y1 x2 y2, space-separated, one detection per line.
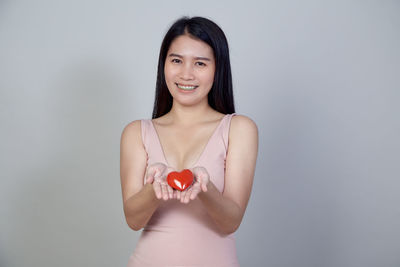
164 34 215 106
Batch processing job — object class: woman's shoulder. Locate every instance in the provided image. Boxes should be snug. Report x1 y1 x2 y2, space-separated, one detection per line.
123 119 143 129
121 119 146 138
231 114 258 131
229 114 258 142
226 114 258 156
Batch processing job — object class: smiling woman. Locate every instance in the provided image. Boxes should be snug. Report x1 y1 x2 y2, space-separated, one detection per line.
120 16 258 267
164 34 216 104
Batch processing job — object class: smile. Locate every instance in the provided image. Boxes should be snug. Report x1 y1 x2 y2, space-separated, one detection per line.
176 83 198 90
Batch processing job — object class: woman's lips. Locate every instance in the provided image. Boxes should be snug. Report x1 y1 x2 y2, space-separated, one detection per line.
175 83 198 91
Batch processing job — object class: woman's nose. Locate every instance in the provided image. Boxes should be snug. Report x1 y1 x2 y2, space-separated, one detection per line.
179 63 194 80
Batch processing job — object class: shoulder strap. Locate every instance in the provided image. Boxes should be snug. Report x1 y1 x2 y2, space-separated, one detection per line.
222 113 237 151
140 119 149 150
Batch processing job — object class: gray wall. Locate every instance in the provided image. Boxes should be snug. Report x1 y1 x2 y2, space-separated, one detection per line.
1 1 399 266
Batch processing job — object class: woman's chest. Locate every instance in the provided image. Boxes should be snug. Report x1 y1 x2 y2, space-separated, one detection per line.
151 126 227 191
154 124 217 171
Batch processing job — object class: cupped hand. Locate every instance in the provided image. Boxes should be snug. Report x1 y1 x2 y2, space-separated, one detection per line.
176 166 210 204
145 162 175 201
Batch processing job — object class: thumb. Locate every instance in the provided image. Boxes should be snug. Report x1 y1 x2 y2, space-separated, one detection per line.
146 167 157 184
145 171 155 184
201 183 208 192
146 173 155 184
146 175 154 184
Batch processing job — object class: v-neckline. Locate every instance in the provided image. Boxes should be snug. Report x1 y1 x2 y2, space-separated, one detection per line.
149 114 228 171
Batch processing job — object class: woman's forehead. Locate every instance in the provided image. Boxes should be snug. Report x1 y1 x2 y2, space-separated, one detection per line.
168 35 214 59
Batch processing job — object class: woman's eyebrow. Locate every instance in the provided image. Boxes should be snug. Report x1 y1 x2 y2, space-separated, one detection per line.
168 53 211 61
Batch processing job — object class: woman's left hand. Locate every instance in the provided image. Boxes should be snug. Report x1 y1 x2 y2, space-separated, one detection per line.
176 166 210 204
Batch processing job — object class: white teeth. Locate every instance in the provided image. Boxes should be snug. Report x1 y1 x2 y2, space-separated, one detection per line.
177 84 197 90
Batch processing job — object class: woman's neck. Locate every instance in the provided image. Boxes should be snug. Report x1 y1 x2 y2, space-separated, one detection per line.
165 100 219 126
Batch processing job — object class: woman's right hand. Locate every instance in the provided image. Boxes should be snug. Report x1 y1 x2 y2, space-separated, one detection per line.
145 162 175 201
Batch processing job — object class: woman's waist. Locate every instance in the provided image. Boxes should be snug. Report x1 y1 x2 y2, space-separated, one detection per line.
134 226 237 266
141 222 236 248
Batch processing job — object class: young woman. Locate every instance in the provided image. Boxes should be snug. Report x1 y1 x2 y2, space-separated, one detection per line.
120 16 258 266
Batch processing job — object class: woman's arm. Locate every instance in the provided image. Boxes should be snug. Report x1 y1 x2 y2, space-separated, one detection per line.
198 115 259 235
123 184 161 231
120 120 162 231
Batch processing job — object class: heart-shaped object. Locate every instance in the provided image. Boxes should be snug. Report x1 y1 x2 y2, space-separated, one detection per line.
167 169 194 191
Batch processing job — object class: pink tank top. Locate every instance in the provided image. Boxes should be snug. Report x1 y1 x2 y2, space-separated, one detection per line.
127 113 239 267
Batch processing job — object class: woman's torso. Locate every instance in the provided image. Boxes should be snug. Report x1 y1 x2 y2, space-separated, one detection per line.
127 112 239 267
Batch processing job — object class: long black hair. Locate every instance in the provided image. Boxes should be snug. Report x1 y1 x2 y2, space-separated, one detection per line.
152 16 235 119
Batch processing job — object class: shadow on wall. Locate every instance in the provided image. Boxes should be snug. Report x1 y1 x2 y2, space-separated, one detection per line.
9 60 134 266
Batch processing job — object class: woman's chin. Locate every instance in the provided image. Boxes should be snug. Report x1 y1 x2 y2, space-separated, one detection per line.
172 96 205 107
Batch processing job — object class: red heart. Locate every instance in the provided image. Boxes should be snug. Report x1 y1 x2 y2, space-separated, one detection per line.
167 169 194 191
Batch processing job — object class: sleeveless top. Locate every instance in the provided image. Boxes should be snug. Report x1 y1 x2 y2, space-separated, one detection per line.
127 113 239 267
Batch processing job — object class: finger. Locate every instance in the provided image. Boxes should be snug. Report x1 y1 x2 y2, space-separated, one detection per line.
167 184 174 199
161 182 169 201
184 187 193 203
146 168 156 183
201 183 208 192
146 170 157 184
180 190 187 203
176 190 181 200
145 176 153 184
153 182 162 199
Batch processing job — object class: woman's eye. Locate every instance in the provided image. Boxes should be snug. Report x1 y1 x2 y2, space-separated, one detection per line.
196 62 206 66
171 58 181 63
